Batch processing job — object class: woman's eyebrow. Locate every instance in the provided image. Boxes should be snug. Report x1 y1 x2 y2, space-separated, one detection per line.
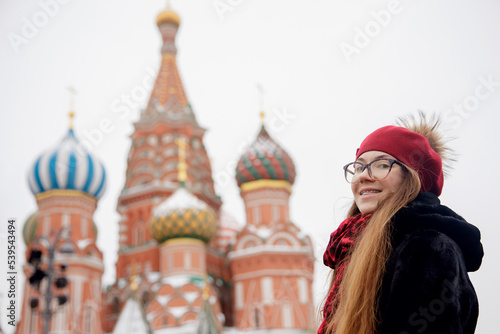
375 154 391 160
356 154 391 162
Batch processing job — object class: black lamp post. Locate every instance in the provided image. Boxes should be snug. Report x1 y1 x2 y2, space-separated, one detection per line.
28 228 75 334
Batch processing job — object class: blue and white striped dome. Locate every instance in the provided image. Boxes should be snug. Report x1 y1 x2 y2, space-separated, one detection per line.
28 129 107 199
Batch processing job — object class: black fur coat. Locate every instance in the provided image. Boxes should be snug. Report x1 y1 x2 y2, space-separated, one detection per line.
377 192 483 334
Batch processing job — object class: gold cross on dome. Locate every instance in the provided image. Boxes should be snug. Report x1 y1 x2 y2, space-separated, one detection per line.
257 83 265 126
67 86 77 129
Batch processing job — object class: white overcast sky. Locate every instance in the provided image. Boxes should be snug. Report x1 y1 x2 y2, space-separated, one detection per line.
1 0 500 333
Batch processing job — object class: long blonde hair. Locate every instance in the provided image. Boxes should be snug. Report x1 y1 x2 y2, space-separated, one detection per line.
324 167 421 334
322 113 451 333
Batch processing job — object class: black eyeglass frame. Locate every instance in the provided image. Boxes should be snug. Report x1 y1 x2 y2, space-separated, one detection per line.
343 158 405 183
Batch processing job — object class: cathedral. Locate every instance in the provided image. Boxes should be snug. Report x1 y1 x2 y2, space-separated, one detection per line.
16 4 315 333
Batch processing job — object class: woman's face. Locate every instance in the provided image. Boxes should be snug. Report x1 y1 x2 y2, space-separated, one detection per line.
351 150 406 214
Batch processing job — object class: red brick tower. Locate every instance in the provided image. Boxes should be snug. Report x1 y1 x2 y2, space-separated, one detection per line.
229 113 315 331
19 113 107 333
102 4 223 331
144 138 223 331
114 2 221 280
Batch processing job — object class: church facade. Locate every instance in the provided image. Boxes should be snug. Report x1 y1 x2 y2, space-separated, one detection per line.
17 4 315 333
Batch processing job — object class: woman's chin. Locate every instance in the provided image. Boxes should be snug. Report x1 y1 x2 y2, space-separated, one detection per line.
357 201 378 214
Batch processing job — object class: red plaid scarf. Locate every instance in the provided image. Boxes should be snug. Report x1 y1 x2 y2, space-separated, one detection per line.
318 213 371 334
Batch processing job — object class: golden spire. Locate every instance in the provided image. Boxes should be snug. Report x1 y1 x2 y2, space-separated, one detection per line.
67 86 77 129
176 136 187 186
156 0 181 26
257 83 265 127
69 111 75 130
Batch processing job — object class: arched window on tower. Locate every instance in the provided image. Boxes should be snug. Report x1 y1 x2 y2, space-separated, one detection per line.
163 173 177 183
135 163 153 173
272 205 280 222
253 206 260 225
81 217 88 238
134 220 145 246
162 133 173 144
163 161 177 172
137 226 143 245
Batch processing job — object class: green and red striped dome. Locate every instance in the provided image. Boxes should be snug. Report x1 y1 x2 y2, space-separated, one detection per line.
235 126 296 187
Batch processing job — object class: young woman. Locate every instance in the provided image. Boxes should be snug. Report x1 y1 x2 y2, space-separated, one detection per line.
318 116 483 334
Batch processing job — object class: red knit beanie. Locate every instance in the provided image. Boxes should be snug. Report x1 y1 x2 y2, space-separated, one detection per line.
356 125 444 196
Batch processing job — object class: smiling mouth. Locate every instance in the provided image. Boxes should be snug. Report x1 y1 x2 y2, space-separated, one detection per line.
360 190 381 195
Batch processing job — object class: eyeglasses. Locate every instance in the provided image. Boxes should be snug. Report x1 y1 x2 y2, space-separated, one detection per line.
343 158 404 183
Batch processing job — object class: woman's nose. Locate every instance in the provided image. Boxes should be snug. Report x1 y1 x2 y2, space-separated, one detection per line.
358 167 373 182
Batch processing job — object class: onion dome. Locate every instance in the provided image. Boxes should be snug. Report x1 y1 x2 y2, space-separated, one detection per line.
156 7 180 26
235 125 296 187
149 188 217 243
23 212 39 245
27 129 107 199
23 211 98 246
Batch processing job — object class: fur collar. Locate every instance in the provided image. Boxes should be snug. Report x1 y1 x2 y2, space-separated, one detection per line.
392 192 483 272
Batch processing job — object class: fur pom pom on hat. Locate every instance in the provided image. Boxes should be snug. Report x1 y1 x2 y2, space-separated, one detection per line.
356 124 444 196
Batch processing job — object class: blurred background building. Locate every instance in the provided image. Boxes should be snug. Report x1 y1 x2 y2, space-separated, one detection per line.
16 4 315 333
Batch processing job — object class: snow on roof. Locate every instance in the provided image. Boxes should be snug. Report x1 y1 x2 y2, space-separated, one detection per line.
159 275 203 289
152 188 209 217
255 226 271 240
170 306 189 319
113 296 151 334
184 291 198 304
156 295 170 307
77 238 93 250
146 271 161 283
153 323 196 334
296 230 306 241
245 223 272 240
